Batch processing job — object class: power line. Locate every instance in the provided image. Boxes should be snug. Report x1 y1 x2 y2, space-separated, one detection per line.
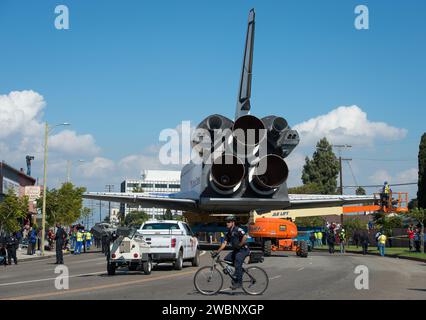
343 182 417 188
352 158 416 162
346 160 359 187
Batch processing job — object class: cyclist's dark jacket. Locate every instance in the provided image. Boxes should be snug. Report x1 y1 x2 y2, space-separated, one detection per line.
226 227 248 250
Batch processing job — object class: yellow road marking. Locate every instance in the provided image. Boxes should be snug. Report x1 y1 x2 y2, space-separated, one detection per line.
2 269 196 300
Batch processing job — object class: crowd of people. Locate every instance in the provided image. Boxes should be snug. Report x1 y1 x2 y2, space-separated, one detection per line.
407 224 423 253
323 222 347 254
0 222 42 266
317 221 424 257
0 221 95 267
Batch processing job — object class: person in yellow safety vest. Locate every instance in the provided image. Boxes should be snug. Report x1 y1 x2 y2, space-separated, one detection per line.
75 230 84 255
378 233 387 257
317 231 323 247
382 181 391 205
85 231 92 250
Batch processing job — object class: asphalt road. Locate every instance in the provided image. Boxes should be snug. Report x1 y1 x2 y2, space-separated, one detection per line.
0 250 424 300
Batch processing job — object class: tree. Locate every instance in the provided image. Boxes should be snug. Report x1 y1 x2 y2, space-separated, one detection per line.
408 207 425 253
81 207 91 220
288 183 322 194
0 189 29 233
124 211 149 227
295 216 325 228
132 185 144 193
80 207 92 227
172 214 183 221
343 217 367 238
356 187 366 195
408 199 418 210
37 182 86 227
418 133 426 209
382 215 403 237
301 138 339 194
164 209 173 220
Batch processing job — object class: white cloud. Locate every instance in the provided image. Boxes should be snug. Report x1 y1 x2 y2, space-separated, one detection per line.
0 90 103 188
49 130 100 156
119 154 164 172
369 168 418 185
395 168 418 183
0 90 45 139
369 170 392 184
80 157 116 178
294 105 407 146
285 151 306 187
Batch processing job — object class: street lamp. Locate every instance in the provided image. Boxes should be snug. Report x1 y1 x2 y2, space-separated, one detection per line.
41 122 70 256
66 159 85 183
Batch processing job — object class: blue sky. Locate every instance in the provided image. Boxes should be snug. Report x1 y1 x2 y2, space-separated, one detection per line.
0 0 425 208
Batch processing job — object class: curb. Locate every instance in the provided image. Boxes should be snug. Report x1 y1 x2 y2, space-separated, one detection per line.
313 248 426 263
17 250 102 263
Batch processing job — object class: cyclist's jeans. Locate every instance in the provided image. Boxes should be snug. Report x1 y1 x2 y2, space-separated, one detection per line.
225 248 250 284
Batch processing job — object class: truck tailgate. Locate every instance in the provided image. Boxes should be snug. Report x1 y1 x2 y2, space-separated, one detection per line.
138 230 181 253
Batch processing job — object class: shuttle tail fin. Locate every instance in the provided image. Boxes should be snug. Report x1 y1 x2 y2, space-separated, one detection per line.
235 8 255 120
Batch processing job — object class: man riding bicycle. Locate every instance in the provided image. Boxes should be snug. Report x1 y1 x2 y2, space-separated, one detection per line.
214 215 250 289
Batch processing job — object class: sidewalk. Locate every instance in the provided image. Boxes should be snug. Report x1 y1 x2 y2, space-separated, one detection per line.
7 243 103 263
15 248 59 262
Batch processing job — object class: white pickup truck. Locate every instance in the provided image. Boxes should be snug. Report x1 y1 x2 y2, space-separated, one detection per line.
138 220 200 270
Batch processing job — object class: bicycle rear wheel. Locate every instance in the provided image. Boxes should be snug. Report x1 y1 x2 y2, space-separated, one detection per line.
194 266 223 295
242 266 269 295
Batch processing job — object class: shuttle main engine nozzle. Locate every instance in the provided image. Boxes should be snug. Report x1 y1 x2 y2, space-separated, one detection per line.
210 154 245 195
249 154 288 195
232 115 267 148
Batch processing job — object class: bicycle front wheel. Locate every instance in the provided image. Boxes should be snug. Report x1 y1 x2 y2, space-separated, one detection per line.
242 266 269 295
194 266 223 296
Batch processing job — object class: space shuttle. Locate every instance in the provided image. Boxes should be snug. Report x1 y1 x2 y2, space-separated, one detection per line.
83 9 374 214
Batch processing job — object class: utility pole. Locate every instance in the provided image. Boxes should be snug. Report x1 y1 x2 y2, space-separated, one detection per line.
66 159 85 183
332 145 352 195
332 145 352 225
338 156 353 195
41 122 70 256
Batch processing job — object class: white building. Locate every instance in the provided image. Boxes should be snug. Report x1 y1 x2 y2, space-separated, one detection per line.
120 169 181 218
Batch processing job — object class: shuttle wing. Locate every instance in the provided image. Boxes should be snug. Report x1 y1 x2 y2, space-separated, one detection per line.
288 194 377 209
83 192 376 213
83 192 198 212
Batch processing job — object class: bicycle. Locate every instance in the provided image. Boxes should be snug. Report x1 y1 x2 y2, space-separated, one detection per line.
193 251 269 296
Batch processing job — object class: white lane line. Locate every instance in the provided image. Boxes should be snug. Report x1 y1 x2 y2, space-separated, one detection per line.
297 267 305 271
0 271 105 287
269 275 282 280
